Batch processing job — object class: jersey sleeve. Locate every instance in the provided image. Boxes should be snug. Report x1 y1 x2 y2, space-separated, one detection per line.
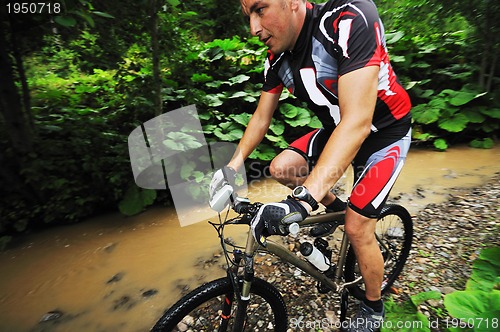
331 0 383 76
262 51 284 94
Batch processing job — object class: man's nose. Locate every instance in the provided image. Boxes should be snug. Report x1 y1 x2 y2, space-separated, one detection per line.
249 17 262 37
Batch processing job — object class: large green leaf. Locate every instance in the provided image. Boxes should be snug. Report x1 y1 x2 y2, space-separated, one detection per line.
467 247 500 292
92 11 115 19
444 290 500 332
231 113 252 126
287 110 311 127
279 103 312 127
163 132 204 152
438 113 469 132
205 93 225 107
412 104 440 124
444 248 500 332
119 186 157 216
265 134 288 149
449 91 487 107
410 291 441 307
166 0 180 6
54 16 77 27
382 297 431 332
308 115 323 129
214 122 244 141
433 138 448 151
228 74 250 85
463 109 486 123
269 118 285 135
470 138 495 149
280 103 298 118
180 162 196 180
249 144 276 161
479 108 500 119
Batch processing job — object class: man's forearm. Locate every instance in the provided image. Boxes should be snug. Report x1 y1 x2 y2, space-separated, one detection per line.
228 113 271 171
227 91 280 171
303 121 371 203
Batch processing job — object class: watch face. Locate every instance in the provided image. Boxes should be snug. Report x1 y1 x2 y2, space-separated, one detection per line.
293 186 305 198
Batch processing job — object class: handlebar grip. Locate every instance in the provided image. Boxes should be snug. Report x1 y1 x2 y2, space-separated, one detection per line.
288 223 300 236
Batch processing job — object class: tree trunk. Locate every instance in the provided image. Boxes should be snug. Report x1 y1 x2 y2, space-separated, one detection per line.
149 0 162 116
0 17 34 156
486 53 497 93
9 19 34 131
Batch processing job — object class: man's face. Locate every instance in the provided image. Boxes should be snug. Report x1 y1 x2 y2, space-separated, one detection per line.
240 0 298 54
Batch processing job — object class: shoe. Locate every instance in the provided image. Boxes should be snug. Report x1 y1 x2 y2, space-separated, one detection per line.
342 301 385 332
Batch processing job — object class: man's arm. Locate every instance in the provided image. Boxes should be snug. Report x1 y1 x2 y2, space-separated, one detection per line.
302 66 379 207
227 91 281 171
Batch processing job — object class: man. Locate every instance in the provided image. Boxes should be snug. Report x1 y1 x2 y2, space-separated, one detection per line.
210 0 412 330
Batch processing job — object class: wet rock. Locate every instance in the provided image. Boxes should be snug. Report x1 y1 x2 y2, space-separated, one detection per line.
440 286 458 294
112 295 136 310
142 289 158 297
104 242 117 253
107 272 124 284
39 310 63 322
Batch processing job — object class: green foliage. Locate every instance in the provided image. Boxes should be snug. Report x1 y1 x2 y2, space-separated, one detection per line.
383 291 441 331
119 185 157 216
444 247 500 331
385 27 499 150
384 248 500 332
2 0 499 236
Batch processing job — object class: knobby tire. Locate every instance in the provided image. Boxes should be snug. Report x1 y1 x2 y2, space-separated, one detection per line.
151 277 287 332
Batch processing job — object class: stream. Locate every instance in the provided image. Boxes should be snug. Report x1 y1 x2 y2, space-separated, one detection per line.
0 145 499 332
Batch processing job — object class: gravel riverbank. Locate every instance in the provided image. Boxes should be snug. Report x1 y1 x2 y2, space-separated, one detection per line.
247 172 500 331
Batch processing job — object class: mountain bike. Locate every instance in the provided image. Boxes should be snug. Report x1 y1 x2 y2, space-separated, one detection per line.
151 197 413 331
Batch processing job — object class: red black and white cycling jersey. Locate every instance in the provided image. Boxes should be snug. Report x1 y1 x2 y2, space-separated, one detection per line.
263 0 411 132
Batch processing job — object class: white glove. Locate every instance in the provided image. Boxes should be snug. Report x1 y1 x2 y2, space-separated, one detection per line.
209 166 236 212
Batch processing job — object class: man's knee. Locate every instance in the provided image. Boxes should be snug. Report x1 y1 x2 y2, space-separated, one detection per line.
269 157 286 180
344 209 376 244
269 150 308 183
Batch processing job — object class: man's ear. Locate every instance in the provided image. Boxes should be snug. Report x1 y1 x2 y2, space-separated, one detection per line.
290 0 300 11
290 0 306 13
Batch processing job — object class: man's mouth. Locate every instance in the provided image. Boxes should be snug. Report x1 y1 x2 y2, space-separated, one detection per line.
261 36 271 45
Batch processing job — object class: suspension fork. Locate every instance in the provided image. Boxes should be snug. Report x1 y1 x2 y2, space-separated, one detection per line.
231 231 258 331
219 249 244 330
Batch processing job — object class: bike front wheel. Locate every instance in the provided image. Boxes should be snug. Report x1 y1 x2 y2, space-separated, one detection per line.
344 204 413 300
151 276 288 332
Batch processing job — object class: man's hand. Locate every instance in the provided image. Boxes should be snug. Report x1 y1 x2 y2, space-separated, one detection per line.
209 166 236 199
209 166 237 212
251 198 309 246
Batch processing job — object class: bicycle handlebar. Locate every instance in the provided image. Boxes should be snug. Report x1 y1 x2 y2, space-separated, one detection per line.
231 198 300 236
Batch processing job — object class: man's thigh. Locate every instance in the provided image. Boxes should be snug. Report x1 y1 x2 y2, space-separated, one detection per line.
349 128 411 218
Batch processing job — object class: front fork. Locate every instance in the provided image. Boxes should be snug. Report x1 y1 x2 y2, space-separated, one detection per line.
221 235 257 331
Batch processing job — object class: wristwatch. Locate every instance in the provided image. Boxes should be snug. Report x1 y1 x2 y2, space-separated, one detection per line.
292 186 319 211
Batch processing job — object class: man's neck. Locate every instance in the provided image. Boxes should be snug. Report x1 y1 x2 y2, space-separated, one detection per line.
289 3 308 52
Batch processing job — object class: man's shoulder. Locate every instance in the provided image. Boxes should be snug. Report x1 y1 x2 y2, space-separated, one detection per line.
312 0 378 17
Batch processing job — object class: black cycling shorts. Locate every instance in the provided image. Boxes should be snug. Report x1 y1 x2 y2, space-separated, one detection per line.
287 120 411 218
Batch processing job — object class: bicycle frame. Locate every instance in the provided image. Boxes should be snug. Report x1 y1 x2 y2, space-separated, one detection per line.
235 211 363 302
152 203 411 331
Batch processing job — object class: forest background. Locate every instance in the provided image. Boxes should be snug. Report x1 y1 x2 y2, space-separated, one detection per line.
0 0 499 247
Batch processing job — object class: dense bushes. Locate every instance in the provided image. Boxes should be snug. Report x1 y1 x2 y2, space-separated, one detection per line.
0 0 499 242
386 31 500 150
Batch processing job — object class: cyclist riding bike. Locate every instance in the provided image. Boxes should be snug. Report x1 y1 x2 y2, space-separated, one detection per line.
210 1 412 330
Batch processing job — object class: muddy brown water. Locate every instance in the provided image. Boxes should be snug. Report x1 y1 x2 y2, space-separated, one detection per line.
0 145 499 331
